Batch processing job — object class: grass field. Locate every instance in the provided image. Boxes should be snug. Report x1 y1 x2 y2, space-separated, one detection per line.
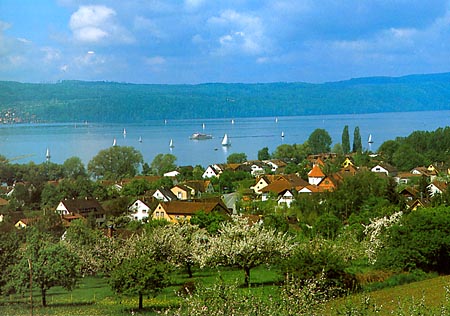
1 268 449 316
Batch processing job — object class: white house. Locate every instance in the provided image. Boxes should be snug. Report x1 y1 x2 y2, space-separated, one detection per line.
128 199 152 221
152 188 177 201
371 163 397 176
56 198 106 226
308 164 325 185
202 165 221 178
277 189 295 207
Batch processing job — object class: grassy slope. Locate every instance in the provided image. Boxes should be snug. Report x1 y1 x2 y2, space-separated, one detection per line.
1 270 449 315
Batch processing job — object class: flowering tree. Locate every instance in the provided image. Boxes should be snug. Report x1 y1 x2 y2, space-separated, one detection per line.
363 211 403 264
149 223 206 278
196 216 296 287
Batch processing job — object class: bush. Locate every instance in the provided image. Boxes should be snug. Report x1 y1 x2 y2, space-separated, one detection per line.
376 206 450 274
281 239 359 294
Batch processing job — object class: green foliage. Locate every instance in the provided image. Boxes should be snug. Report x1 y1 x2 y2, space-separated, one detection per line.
314 213 343 240
110 255 168 309
6 228 80 307
282 239 358 294
376 206 450 274
62 156 87 179
226 152 247 164
308 128 332 154
190 210 228 235
150 153 177 176
88 146 143 180
342 125 350 154
258 147 271 160
120 178 151 196
352 126 362 153
272 143 309 163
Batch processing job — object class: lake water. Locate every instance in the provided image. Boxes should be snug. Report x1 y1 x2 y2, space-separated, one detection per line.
0 110 449 167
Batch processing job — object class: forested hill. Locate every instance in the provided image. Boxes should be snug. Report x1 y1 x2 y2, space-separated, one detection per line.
1 72 450 123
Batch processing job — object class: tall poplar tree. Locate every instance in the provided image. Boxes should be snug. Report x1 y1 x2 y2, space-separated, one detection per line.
353 126 362 153
342 125 350 154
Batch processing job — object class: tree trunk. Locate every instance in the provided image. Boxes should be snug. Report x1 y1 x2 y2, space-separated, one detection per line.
138 293 143 309
187 262 193 278
41 288 47 307
244 266 251 287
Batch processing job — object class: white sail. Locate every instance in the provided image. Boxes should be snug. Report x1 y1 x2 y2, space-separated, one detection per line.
113 138 117 146
202 123 205 130
231 119 235 124
221 133 231 146
169 139 174 148
281 131 285 137
368 134 373 143
123 128 126 135
139 136 142 143
45 148 51 161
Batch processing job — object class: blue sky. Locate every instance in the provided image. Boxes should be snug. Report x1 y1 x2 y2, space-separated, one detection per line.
1 0 450 84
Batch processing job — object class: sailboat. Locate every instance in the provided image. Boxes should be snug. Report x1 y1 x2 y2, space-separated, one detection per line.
169 139 174 148
113 138 117 146
139 136 142 143
202 123 205 130
45 148 51 162
281 131 285 138
368 134 374 144
221 133 231 147
123 128 127 137
231 119 235 124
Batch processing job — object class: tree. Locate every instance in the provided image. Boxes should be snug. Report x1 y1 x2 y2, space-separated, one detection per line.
88 146 143 180
62 156 87 179
258 147 271 160
196 216 295 287
376 207 450 274
352 126 362 153
190 210 228 235
341 125 350 154
150 153 177 176
109 233 169 309
308 129 332 154
227 152 247 164
7 229 79 307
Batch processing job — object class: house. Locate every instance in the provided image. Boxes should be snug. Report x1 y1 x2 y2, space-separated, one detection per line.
308 164 325 185
61 213 86 227
427 181 448 197
399 187 419 201
15 217 39 229
277 189 295 207
56 198 106 226
128 199 153 221
151 200 230 223
251 175 274 194
171 184 192 200
342 157 354 168
264 159 287 173
182 180 214 196
394 172 422 184
411 165 438 182
202 165 221 178
163 170 180 177
152 187 178 202
371 163 397 177
316 175 339 191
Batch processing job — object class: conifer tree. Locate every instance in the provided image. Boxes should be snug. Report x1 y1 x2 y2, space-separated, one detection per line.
342 125 350 154
353 126 362 153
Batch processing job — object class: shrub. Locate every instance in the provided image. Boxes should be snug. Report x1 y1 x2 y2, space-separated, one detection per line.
375 206 450 274
281 239 359 294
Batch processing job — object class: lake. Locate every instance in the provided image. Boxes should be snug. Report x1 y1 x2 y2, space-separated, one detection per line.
0 110 448 167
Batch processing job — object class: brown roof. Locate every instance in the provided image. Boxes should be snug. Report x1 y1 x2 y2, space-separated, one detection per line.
308 164 325 178
60 198 105 215
158 200 229 216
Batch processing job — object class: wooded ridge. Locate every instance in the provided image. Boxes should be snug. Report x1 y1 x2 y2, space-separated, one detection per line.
1 72 450 123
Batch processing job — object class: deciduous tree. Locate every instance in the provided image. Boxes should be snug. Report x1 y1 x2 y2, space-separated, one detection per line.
196 216 295 287
150 153 177 176
88 146 143 180
308 129 332 154
7 229 79 307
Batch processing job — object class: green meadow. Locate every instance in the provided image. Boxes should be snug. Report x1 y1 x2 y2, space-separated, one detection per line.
1 267 450 316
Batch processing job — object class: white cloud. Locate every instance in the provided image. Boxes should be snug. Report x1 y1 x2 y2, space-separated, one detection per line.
69 5 133 44
208 10 270 56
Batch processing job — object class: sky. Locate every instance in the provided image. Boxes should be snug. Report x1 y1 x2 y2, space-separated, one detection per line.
1 0 450 84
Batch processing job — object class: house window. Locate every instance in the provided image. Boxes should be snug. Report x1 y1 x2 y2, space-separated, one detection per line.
155 211 159 217
142 210 147 213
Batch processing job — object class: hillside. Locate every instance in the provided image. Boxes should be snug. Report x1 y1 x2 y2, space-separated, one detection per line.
1 72 450 123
